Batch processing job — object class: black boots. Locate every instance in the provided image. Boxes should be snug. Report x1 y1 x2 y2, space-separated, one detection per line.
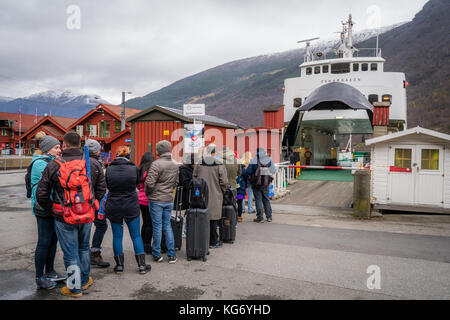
91 251 110 268
135 254 152 274
113 254 124 274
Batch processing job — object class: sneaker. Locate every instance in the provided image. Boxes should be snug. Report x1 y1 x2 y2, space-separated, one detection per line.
61 286 82 298
44 271 67 282
81 276 93 291
168 256 177 264
182 231 186 238
209 242 223 249
36 277 57 290
238 217 243 223
253 218 264 223
153 256 163 263
266 218 272 222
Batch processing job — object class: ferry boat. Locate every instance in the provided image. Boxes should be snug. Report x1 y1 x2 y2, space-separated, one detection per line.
283 14 407 166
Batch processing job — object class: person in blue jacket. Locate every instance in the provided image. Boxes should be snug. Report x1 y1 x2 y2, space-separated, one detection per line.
31 134 66 289
246 148 277 223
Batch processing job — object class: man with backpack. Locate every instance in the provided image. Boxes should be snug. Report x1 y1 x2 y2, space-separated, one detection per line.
247 148 277 223
193 144 228 248
36 132 106 298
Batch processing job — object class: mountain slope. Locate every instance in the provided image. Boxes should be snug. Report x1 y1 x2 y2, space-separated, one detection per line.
127 0 449 133
0 90 109 118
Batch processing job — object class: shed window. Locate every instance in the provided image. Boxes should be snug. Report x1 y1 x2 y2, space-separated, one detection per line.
293 98 302 108
421 149 439 170
115 121 121 132
314 66 321 74
394 149 412 169
371 63 378 71
1 129 8 136
322 65 329 73
306 68 312 75
353 63 359 72
331 63 350 74
362 63 368 71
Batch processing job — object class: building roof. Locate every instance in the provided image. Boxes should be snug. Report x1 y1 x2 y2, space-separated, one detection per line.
102 104 143 119
264 105 284 112
127 105 239 129
366 126 450 146
67 104 142 130
18 115 77 140
0 112 43 133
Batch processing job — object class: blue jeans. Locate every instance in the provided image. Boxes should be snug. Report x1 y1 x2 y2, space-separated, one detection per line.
35 216 58 278
110 216 145 256
91 212 108 250
54 220 92 293
247 186 254 212
253 186 272 221
150 202 175 258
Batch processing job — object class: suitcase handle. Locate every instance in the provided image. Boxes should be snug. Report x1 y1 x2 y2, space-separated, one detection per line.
175 186 183 218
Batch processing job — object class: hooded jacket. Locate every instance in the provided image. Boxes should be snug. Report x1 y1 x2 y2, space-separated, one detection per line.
30 153 54 216
105 157 140 223
247 149 277 189
144 152 179 203
221 148 241 189
193 156 228 221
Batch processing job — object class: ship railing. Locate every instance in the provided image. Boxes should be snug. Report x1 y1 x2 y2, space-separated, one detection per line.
308 47 382 62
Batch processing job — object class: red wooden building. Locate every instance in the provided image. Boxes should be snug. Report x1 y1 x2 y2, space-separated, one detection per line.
234 105 284 163
19 115 78 155
66 104 142 163
127 105 239 165
0 112 44 155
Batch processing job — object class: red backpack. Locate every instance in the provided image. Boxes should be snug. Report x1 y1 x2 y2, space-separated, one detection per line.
52 157 99 225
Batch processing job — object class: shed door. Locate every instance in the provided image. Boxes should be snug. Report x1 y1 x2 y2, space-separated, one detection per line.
415 145 444 206
389 145 415 204
388 144 444 207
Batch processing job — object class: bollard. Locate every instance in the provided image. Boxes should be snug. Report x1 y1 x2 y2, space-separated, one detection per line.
353 170 371 218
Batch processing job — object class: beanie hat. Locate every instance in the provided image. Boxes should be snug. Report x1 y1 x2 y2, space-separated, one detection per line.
40 135 60 153
86 139 101 156
156 140 172 155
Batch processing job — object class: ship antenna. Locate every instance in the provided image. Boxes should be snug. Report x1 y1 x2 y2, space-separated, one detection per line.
297 37 320 62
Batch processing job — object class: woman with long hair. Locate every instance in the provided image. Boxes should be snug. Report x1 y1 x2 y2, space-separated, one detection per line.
137 151 156 254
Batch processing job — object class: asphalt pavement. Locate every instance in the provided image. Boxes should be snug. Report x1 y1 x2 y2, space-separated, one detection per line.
0 171 449 300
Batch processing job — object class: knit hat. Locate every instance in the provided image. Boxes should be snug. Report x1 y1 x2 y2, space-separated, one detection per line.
156 140 172 155
85 139 101 156
40 135 60 153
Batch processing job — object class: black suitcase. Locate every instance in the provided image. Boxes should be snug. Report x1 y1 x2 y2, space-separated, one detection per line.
220 205 236 244
162 186 183 252
185 208 209 261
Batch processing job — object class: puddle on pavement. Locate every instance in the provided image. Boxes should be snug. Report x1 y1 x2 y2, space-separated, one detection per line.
0 270 62 300
133 284 205 300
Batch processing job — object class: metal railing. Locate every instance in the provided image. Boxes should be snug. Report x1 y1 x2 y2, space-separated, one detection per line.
272 162 298 198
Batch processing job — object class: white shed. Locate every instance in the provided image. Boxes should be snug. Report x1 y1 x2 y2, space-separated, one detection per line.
366 126 450 214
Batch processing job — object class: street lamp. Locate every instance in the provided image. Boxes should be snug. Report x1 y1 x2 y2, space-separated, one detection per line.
121 91 132 131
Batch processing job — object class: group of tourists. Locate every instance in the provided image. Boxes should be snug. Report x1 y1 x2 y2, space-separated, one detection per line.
29 130 276 298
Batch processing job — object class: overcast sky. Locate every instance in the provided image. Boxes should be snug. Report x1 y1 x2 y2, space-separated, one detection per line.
0 0 428 104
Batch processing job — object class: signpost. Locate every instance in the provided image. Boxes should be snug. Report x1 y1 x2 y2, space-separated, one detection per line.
183 104 206 154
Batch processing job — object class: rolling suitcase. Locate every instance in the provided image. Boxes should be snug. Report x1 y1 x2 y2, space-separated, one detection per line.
161 186 183 252
185 208 209 262
220 205 236 244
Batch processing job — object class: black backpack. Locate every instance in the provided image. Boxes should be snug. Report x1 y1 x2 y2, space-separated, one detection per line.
251 160 273 188
25 158 50 198
188 178 209 209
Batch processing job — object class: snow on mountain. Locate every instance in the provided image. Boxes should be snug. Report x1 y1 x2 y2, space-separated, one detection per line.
0 90 110 118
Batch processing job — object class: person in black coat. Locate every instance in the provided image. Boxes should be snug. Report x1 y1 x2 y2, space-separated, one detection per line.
105 146 151 275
